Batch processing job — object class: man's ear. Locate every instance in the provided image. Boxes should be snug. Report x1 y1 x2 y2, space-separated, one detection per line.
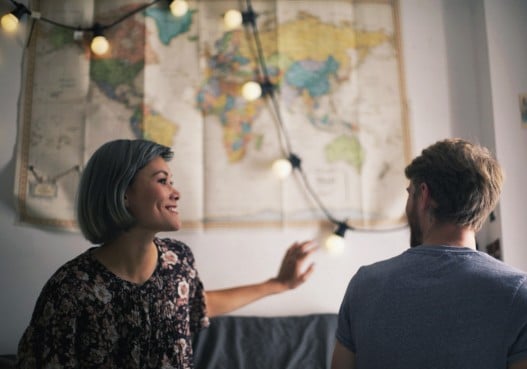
419 182 437 210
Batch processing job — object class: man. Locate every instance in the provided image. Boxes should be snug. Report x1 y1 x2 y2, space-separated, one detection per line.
331 138 527 369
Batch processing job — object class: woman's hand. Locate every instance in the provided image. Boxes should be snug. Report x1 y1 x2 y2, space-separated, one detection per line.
272 240 317 291
205 240 317 317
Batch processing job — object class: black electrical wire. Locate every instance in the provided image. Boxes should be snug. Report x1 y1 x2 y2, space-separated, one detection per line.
244 0 294 155
6 0 163 32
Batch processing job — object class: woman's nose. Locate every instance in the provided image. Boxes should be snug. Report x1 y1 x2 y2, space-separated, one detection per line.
170 187 180 200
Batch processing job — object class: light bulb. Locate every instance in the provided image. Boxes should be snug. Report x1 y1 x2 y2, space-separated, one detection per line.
224 9 242 30
325 234 346 255
91 35 110 55
272 158 292 179
242 81 262 101
170 0 188 17
1 13 19 33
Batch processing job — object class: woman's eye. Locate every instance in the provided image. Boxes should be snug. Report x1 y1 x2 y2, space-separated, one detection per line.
158 178 174 187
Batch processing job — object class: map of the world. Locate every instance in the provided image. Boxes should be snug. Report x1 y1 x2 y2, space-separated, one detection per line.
15 0 410 230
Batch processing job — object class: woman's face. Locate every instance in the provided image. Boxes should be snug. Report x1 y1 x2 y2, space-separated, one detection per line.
125 156 181 233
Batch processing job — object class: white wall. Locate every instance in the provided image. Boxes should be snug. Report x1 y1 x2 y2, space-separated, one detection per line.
0 0 525 354
442 0 501 247
483 0 527 269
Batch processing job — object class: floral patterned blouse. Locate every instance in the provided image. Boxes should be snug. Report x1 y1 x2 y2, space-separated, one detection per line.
16 238 209 369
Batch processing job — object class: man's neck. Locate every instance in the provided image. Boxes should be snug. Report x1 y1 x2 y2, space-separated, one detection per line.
422 222 476 249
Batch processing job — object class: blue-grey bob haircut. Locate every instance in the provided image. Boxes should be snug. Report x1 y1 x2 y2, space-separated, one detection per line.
77 139 173 244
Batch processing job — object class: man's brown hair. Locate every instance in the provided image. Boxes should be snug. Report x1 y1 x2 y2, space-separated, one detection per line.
404 138 504 231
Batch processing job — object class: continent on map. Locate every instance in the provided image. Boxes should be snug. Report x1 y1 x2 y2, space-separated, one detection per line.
145 7 194 45
325 134 364 172
143 107 179 147
88 5 186 144
196 29 272 162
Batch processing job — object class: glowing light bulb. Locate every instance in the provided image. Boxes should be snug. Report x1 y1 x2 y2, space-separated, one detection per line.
272 158 293 179
1 13 19 33
224 9 242 29
170 0 188 17
325 234 345 255
242 81 262 101
91 35 110 55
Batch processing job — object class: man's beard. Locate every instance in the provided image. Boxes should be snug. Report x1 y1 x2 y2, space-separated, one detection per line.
408 202 422 248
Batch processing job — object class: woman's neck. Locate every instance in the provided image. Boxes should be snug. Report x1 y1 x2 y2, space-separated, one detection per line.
94 231 159 285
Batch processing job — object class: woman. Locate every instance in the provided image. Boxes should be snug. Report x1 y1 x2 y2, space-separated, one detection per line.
16 139 316 369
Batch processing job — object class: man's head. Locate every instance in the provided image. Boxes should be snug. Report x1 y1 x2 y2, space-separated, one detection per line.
404 138 503 243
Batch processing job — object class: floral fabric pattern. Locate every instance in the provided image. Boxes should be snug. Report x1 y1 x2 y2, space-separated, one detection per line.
16 238 209 369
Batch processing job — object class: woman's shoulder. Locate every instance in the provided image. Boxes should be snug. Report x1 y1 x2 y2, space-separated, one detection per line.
155 237 192 253
42 249 97 292
33 249 97 311
155 237 197 267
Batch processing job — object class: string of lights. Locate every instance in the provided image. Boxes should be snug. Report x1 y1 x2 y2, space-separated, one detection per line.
1 0 408 252
234 0 408 251
226 1 352 244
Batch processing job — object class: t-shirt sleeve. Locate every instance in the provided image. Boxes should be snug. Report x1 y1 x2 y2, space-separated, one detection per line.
508 277 527 365
336 268 363 353
16 273 79 368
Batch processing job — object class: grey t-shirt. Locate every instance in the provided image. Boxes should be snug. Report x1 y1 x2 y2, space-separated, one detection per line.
336 245 527 369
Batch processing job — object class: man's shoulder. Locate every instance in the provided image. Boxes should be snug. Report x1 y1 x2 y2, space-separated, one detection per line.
469 251 527 282
360 251 411 271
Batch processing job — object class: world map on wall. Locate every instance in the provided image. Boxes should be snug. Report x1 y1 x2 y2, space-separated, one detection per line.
15 0 409 230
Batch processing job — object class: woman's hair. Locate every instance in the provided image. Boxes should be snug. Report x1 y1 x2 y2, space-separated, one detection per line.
77 139 173 244
404 138 504 231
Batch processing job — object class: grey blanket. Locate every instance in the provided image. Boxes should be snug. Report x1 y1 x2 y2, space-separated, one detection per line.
193 314 338 369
